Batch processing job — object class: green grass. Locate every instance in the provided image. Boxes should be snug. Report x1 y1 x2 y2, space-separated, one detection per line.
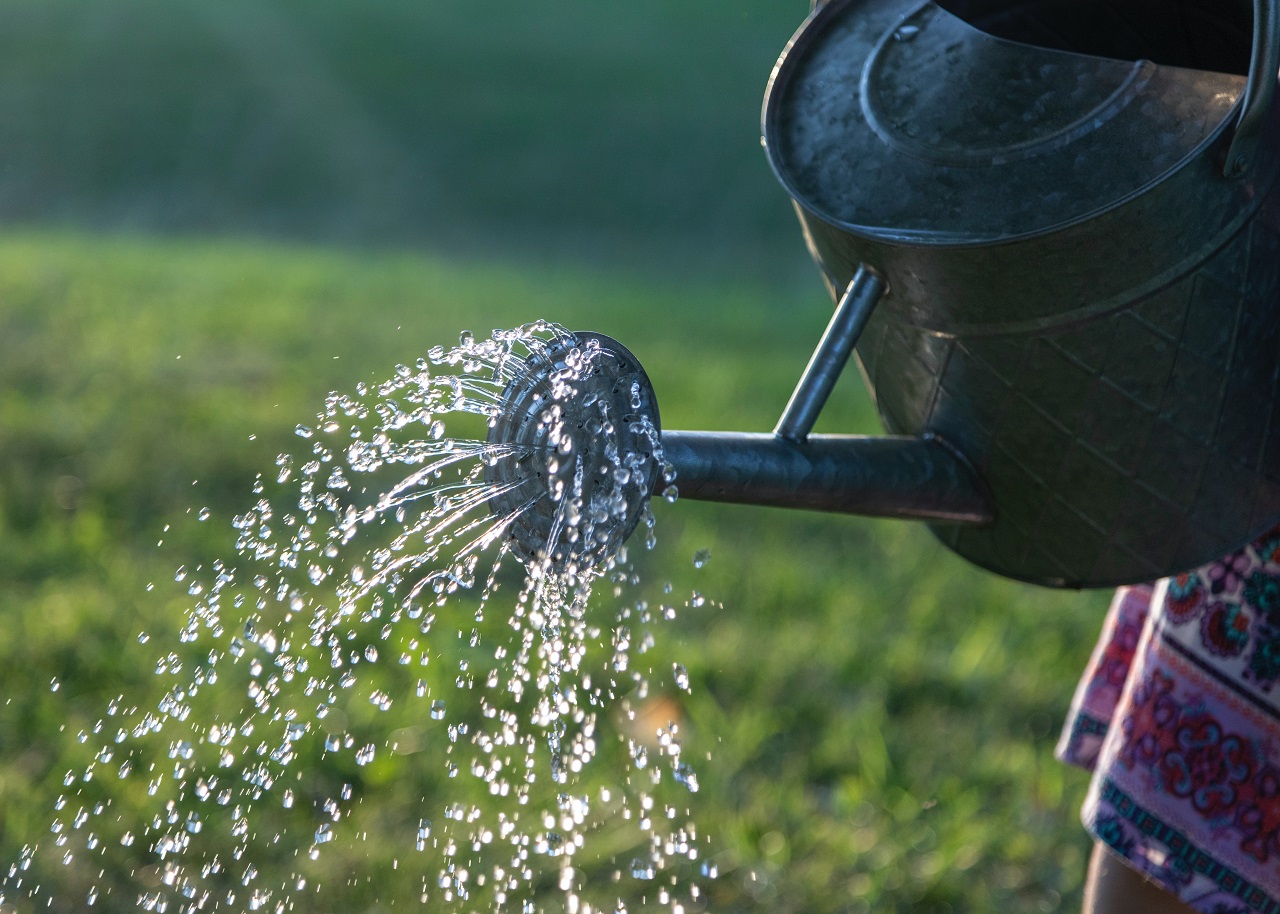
0 0 809 285
0 1 1113 909
0 232 1109 913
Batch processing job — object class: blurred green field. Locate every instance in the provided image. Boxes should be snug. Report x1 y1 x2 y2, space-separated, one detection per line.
0 0 810 286
0 1 1115 912
0 234 1108 913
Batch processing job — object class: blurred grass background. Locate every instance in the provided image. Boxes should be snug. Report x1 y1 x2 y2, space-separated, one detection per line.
0 1 1110 912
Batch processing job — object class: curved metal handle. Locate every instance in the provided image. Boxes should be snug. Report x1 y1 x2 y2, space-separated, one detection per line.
1224 0 1280 177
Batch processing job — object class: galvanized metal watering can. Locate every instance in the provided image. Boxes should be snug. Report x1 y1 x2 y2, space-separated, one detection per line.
491 0 1280 588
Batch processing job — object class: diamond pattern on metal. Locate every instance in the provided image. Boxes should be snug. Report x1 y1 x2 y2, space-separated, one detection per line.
858 214 1280 587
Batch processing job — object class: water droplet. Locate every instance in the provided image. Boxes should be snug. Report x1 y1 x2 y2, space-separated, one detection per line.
692 549 710 569
673 664 690 692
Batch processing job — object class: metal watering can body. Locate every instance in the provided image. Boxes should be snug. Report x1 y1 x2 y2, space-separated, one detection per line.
748 0 1280 587
489 0 1280 589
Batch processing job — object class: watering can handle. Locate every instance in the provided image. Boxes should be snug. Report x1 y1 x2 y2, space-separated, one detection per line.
776 267 886 441
1224 0 1280 177
666 265 991 523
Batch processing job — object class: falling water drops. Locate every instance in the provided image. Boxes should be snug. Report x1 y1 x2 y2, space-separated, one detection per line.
673 664 690 692
4 322 714 914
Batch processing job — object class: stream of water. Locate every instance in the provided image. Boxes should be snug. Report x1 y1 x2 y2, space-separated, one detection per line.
1 322 711 914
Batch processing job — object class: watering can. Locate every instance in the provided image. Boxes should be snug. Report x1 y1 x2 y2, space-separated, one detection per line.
489 0 1280 589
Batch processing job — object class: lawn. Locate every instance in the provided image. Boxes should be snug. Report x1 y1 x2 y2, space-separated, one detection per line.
0 1 1112 911
0 234 1107 913
0 0 810 285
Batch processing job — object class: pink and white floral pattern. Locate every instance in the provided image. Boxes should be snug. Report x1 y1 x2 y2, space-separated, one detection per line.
1059 527 1280 913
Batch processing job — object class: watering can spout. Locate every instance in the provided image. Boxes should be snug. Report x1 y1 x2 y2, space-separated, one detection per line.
485 265 991 574
656 430 992 524
655 266 991 525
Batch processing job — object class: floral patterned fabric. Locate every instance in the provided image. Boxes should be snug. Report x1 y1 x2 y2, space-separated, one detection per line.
1058 527 1280 913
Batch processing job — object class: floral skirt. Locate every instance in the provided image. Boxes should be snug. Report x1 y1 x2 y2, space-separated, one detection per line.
1058 528 1280 913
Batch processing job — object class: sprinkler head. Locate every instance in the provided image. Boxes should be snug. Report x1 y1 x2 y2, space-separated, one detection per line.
485 331 661 572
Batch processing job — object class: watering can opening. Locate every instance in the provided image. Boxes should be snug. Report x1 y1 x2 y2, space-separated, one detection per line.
768 0 1273 252
934 0 1253 76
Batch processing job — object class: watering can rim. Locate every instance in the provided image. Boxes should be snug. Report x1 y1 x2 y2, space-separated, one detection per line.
760 0 1280 248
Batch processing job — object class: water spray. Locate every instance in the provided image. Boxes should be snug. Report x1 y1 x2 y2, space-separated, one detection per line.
485 332 661 574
